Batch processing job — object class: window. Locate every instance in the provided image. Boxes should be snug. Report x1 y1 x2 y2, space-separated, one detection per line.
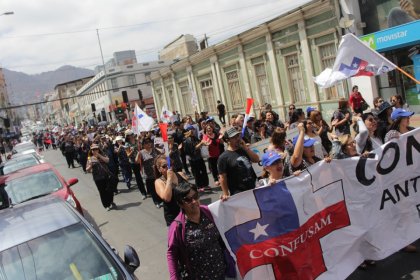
110 78 118 92
225 70 243 108
285 54 306 103
254 63 272 105
127 75 136 88
199 79 216 112
319 43 345 100
179 81 193 114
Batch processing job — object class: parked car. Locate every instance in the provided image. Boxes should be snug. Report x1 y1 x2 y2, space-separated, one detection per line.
0 196 140 279
0 163 83 214
0 153 43 175
11 141 37 154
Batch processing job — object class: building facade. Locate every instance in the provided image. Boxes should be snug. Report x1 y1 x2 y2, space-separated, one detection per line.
76 59 176 125
151 0 350 122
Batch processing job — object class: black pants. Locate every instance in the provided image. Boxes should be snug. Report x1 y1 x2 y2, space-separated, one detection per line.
130 163 146 195
79 155 88 172
146 178 162 204
218 113 226 125
190 158 209 188
180 149 190 175
65 152 75 168
94 179 114 208
208 157 219 182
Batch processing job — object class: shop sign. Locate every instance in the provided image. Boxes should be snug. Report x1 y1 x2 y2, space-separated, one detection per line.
360 21 420 52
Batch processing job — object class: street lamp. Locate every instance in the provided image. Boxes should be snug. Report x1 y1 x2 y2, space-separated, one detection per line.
0 12 14 16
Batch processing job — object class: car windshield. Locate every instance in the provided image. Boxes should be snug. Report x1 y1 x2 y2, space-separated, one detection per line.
14 143 36 153
4 170 63 204
0 223 125 280
3 157 39 174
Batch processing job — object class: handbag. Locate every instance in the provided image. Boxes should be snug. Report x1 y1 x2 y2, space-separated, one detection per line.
361 101 369 111
97 161 118 191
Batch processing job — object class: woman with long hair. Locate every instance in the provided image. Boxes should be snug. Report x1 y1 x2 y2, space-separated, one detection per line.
154 155 189 226
332 98 351 136
257 151 284 187
309 109 332 154
355 113 383 154
384 109 415 142
302 119 326 159
86 144 116 211
251 121 268 143
201 124 224 186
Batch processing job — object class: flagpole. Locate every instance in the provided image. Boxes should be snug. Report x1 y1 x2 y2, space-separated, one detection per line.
396 66 420 84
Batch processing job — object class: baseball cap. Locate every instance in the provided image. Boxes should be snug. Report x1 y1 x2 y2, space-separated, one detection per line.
185 124 195 131
224 127 240 139
206 116 214 122
306 106 316 114
391 108 414 121
292 136 316 147
262 151 282 167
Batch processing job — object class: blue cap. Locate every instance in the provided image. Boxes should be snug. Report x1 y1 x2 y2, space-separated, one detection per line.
292 136 316 147
206 116 214 122
261 151 282 167
391 108 414 121
306 106 316 114
185 124 195 131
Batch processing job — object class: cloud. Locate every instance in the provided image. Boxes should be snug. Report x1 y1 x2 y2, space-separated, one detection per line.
0 0 312 74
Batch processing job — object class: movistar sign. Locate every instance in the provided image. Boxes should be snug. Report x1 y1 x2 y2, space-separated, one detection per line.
360 20 420 52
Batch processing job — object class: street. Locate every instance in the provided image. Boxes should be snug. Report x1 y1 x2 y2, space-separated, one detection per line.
45 150 420 280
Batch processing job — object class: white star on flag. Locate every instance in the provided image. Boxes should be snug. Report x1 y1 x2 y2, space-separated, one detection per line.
249 222 269 240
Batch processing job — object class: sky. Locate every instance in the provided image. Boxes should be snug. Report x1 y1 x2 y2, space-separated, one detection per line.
0 0 312 75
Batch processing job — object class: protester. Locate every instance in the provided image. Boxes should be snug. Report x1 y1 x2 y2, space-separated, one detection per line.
167 181 235 280
355 113 383 154
86 144 116 211
154 155 189 226
125 129 147 199
349 85 368 114
376 101 394 142
302 119 326 159
287 104 296 122
265 111 283 136
218 127 260 201
216 100 226 125
288 108 305 130
115 136 132 189
202 124 224 186
257 151 284 187
384 108 415 142
332 98 351 136
371 96 385 116
390 94 406 109
242 115 255 144
140 137 162 208
267 127 288 160
183 125 210 191
309 108 332 153
167 135 183 173
289 123 322 174
173 120 191 177
61 136 76 168
251 120 268 144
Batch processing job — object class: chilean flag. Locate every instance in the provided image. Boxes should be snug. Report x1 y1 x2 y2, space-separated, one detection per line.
209 164 351 280
314 33 396 88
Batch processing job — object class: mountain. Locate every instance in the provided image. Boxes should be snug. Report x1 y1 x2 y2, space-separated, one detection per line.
2 65 95 104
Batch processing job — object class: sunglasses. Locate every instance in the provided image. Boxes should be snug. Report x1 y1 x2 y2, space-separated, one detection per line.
92 148 99 151
160 164 168 169
182 192 199 204
366 117 376 122
289 107 296 110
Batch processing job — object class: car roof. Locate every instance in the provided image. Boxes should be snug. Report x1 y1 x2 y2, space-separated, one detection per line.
4 153 38 164
0 196 79 251
0 163 57 183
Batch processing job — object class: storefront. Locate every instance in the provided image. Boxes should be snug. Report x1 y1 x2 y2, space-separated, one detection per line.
358 0 420 111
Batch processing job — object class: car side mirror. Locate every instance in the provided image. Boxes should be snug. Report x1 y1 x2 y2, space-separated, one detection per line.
124 245 140 274
67 178 78 187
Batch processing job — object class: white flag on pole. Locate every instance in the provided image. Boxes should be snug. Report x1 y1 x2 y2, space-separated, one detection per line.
190 86 199 108
314 33 397 88
133 103 154 133
161 105 173 123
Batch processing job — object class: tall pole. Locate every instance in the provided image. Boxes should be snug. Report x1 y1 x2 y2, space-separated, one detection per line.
96 29 114 121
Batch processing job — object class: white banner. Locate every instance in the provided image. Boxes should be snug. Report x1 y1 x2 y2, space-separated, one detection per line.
209 128 420 280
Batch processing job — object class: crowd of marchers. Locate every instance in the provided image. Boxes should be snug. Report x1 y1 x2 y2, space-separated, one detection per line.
15 89 417 279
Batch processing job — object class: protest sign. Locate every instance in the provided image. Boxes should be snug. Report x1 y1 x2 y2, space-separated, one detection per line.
210 128 420 280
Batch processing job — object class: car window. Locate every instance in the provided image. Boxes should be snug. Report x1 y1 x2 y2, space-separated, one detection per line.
4 171 63 204
0 223 125 280
14 143 36 153
3 158 39 174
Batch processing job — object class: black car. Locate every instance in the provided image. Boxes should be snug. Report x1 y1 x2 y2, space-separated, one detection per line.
0 196 140 279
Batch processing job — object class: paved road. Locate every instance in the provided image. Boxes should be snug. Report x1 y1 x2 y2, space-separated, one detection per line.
45 149 420 280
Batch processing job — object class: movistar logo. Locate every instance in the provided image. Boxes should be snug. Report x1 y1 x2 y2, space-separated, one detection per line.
361 34 376 50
